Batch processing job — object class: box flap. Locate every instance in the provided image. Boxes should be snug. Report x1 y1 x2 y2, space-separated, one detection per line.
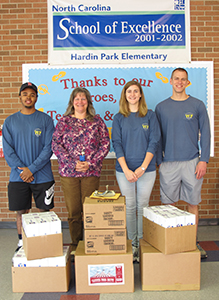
84 196 125 205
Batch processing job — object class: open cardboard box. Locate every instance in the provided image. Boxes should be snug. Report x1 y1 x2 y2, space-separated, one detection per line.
75 240 134 294
22 226 63 260
12 257 71 292
140 239 200 291
143 217 196 254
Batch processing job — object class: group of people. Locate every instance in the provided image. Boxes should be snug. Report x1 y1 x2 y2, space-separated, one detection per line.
2 68 210 261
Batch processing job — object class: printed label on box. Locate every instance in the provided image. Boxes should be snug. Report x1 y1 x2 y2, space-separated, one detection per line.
88 264 125 286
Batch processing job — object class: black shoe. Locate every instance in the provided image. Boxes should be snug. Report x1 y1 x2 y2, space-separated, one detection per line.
15 239 23 253
71 250 75 262
15 245 22 253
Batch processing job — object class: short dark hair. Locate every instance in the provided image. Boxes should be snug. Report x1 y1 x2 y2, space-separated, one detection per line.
171 68 188 79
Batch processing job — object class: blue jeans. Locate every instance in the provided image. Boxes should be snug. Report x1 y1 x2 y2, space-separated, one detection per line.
116 170 156 247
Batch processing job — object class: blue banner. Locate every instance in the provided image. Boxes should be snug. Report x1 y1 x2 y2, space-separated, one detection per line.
53 14 185 48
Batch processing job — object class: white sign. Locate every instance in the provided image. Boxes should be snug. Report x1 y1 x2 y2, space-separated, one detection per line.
88 263 125 286
48 0 191 65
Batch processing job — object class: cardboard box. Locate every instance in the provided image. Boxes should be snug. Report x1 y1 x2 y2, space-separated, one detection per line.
140 239 200 291
143 217 196 254
84 229 127 254
12 257 71 292
75 240 134 294
22 227 63 260
83 196 126 229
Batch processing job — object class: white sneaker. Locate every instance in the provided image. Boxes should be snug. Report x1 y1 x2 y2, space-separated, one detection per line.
15 239 23 253
132 246 139 263
18 239 23 247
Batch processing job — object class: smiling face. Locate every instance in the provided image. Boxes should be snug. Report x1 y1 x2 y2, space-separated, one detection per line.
73 92 88 117
125 84 141 111
170 69 189 95
19 87 37 113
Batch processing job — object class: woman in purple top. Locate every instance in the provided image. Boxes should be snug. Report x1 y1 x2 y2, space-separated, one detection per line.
52 87 110 250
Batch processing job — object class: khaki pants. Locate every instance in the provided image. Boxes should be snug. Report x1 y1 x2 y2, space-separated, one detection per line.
60 176 100 249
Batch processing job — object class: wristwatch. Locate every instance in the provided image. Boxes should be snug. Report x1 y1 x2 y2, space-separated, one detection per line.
141 167 145 171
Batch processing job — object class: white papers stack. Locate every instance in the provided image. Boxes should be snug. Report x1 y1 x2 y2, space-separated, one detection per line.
12 246 70 267
22 212 62 237
143 205 196 228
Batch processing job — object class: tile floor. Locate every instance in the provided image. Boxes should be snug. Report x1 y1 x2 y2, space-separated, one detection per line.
1 225 219 300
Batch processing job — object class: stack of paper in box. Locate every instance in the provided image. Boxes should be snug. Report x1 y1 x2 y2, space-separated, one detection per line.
13 246 70 267
12 212 71 293
143 205 196 228
22 211 61 237
21 211 63 260
74 195 134 294
140 205 200 291
142 205 197 254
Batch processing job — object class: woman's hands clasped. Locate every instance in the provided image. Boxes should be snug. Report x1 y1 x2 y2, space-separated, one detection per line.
124 167 145 183
75 161 89 172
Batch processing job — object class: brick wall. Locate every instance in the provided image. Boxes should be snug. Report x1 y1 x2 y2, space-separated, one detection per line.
0 0 219 222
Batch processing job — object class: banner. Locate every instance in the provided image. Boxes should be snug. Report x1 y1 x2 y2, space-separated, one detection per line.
22 61 214 157
48 0 191 65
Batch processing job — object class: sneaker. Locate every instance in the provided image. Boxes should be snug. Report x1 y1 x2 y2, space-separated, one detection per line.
132 246 139 263
15 239 23 253
197 242 207 259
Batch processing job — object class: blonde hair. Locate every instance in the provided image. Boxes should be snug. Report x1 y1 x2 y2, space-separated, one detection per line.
119 80 148 117
64 87 96 121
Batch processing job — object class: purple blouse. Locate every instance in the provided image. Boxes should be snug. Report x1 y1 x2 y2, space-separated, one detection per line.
52 115 110 177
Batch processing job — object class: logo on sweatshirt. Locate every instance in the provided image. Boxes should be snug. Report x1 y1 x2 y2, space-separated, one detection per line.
185 113 193 120
34 128 42 137
142 123 149 130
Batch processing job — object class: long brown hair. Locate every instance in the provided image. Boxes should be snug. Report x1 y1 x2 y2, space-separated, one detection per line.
64 87 96 121
119 80 148 117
